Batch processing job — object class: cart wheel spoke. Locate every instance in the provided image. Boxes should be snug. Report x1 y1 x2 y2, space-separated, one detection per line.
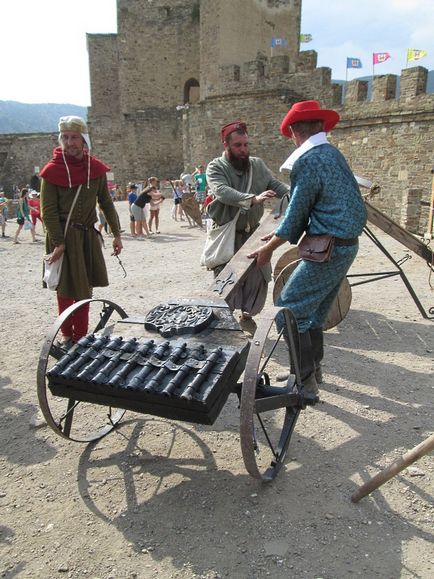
37 299 129 442
240 306 302 481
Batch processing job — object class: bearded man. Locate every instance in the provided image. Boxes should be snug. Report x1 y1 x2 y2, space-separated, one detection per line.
206 121 290 324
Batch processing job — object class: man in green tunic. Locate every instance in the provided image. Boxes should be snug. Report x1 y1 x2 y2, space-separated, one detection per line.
206 121 290 326
40 116 123 345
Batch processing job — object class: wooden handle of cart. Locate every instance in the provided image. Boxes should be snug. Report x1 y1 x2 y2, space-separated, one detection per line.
210 205 282 301
351 432 434 503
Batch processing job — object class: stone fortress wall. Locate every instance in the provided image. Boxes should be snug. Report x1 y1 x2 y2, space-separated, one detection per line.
0 0 432 235
184 50 434 234
0 133 56 194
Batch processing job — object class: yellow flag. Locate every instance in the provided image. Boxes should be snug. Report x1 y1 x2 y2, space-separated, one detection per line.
407 48 428 61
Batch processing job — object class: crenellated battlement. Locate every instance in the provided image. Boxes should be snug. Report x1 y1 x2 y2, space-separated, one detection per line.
216 51 433 113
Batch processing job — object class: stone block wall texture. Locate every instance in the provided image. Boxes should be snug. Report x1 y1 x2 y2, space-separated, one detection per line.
0 133 56 194
87 0 200 185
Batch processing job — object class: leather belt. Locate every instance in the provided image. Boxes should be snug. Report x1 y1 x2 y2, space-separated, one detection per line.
334 237 358 246
72 223 91 230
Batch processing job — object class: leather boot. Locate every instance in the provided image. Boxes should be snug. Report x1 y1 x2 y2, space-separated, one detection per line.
276 333 318 397
276 334 294 382
309 327 324 384
298 331 319 397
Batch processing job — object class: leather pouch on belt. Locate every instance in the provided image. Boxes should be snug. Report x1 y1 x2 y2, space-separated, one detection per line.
298 234 335 263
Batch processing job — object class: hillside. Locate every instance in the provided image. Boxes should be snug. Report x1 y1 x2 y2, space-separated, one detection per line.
0 101 87 134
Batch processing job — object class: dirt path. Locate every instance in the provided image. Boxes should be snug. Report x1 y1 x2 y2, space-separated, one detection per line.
1 200 433 578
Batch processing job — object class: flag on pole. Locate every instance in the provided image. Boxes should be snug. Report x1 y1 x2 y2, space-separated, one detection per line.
300 34 313 43
407 48 428 61
373 52 391 65
271 37 287 48
346 57 362 69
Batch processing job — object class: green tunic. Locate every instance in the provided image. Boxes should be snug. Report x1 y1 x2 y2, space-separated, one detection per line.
206 154 290 231
205 154 290 315
41 174 121 300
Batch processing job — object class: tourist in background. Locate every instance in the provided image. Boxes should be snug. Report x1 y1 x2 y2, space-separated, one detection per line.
147 177 164 234
193 165 207 211
130 183 151 238
172 180 185 221
0 191 9 238
180 169 193 192
28 191 43 234
14 188 36 244
127 183 138 236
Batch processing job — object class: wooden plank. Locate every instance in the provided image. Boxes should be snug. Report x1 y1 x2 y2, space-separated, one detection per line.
209 199 434 306
366 201 433 263
209 207 283 303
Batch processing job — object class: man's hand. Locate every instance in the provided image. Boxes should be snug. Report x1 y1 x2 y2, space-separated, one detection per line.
261 230 275 243
248 233 286 268
251 190 276 206
112 236 123 256
47 244 65 264
247 244 274 268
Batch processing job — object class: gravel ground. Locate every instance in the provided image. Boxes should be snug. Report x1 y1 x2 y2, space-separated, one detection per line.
1 199 433 578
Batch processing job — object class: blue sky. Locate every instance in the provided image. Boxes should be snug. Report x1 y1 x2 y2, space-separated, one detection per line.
0 0 432 105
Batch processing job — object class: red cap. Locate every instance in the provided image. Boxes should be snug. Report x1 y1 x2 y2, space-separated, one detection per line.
220 120 248 143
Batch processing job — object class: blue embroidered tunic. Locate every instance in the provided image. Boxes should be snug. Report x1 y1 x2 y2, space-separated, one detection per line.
275 143 367 243
275 142 367 333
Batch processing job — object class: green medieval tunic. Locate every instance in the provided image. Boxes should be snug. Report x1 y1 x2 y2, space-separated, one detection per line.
41 174 121 300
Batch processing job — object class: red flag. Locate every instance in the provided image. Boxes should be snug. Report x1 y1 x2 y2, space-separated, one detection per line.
373 52 391 65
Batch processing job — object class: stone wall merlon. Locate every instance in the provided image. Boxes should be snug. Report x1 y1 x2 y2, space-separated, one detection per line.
336 110 434 128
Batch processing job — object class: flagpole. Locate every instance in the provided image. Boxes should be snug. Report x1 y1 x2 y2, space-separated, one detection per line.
345 65 348 102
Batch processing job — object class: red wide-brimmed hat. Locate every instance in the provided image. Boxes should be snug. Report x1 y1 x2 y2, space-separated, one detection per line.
220 120 248 143
280 100 340 137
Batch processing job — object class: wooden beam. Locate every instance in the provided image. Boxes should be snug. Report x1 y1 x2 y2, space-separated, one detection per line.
209 208 283 303
351 433 434 502
366 201 433 263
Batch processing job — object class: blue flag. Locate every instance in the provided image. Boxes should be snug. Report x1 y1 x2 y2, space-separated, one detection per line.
271 37 287 48
346 57 362 69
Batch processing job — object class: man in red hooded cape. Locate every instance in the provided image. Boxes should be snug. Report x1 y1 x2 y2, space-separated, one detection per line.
40 115 123 345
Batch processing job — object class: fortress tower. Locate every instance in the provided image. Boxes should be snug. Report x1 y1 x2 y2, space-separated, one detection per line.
87 0 302 184
199 0 300 99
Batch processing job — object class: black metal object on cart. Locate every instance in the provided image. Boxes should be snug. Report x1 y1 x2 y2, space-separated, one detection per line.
47 330 242 425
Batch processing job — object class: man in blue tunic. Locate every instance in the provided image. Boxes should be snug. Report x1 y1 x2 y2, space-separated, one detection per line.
248 101 367 397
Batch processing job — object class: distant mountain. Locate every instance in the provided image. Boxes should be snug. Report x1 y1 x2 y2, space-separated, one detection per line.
0 101 87 134
332 69 434 99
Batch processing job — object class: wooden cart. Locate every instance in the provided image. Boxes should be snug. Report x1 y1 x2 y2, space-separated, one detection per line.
37 210 316 482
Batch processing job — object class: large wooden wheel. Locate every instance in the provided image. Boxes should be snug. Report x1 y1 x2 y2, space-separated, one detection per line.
273 259 352 331
37 298 129 442
240 306 303 481
273 247 299 281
